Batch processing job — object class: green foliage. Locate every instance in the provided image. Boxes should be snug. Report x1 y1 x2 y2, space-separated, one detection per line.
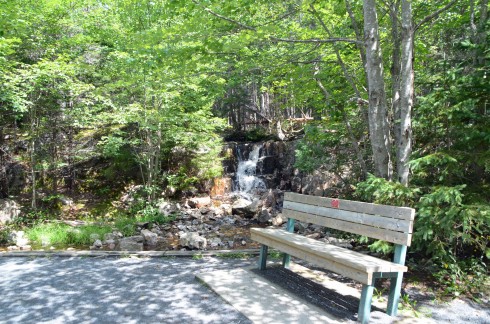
25 223 113 247
0 227 10 245
356 175 490 296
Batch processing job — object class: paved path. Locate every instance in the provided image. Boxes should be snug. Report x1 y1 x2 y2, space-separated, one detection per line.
0 256 254 324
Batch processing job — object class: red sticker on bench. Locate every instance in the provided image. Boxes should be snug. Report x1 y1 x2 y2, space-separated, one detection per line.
331 199 339 208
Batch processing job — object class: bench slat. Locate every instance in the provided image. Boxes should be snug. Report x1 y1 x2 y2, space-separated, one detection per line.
285 192 415 221
251 227 407 285
283 209 412 246
283 200 413 234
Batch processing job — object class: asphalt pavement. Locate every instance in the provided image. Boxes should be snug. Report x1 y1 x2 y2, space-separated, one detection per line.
0 256 254 324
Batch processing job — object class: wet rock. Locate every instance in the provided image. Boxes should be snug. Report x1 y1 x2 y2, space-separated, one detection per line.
188 196 211 209
119 236 144 251
179 232 207 250
0 199 21 225
141 229 158 246
210 177 233 197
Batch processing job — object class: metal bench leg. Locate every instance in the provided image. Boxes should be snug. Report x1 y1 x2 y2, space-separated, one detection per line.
282 218 295 269
387 244 407 316
282 253 291 268
258 245 268 270
387 272 403 316
358 284 374 324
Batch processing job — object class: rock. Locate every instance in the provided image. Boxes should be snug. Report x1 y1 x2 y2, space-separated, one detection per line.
7 246 19 251
188 196 211 209
59 196 73 206
104 239 116 250
141 229 158 246
209 237 222 248
271 214 285 226
221 204 232 216
0 199 21 225
104 233 117 241
232 198 258 218
294 222 306 233
19 245 32 251
257 209 271 223
261 190 277 208
158 201 178 216
210 177 233 197
92 239 103 249
10 230 29 247
327 237 352 249
306 233 320 240
119 236 144 251
179 232 207 250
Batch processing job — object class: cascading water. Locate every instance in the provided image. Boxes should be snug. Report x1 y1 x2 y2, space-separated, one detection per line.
234 144 266 199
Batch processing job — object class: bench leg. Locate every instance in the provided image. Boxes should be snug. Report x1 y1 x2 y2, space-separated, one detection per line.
387 244 407 316
387 272 404 316
282 218 295 269
282 253 291 268
358 284 374 324
258 245 268 270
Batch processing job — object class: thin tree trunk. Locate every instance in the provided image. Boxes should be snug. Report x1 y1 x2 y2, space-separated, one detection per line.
397 0 414 186
363 0 393 180
390 0 402 162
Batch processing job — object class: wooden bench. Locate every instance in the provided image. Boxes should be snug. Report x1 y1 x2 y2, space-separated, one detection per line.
250 192 415 323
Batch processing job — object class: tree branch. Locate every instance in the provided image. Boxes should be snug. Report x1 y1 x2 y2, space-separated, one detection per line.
414 0 458 32
193 1 363 45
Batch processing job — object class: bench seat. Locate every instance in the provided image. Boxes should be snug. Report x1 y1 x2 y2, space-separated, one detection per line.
251 227 407 285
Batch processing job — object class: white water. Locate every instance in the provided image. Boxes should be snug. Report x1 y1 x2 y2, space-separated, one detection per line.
235 144 266 199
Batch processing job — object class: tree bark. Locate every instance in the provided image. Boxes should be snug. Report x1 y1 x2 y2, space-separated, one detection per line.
396 0 414 186
363 0 393 180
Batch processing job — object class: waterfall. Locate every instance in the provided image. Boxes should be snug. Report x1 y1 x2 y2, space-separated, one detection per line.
234 144 266 198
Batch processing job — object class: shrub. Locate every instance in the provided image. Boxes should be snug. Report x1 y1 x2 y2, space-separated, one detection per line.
355 175 489 297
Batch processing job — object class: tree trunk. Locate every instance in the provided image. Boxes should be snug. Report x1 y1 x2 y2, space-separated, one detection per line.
390 0 402 162
397 0 414 186
363 0 393 180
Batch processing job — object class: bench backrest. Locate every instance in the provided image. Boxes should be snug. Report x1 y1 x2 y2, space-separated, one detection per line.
283 192 415 246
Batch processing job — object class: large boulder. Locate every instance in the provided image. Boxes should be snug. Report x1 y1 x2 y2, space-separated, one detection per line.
232 198 259 218
179 232 207 250
141 229 158 246
0 199 21 225
119 236 144 251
